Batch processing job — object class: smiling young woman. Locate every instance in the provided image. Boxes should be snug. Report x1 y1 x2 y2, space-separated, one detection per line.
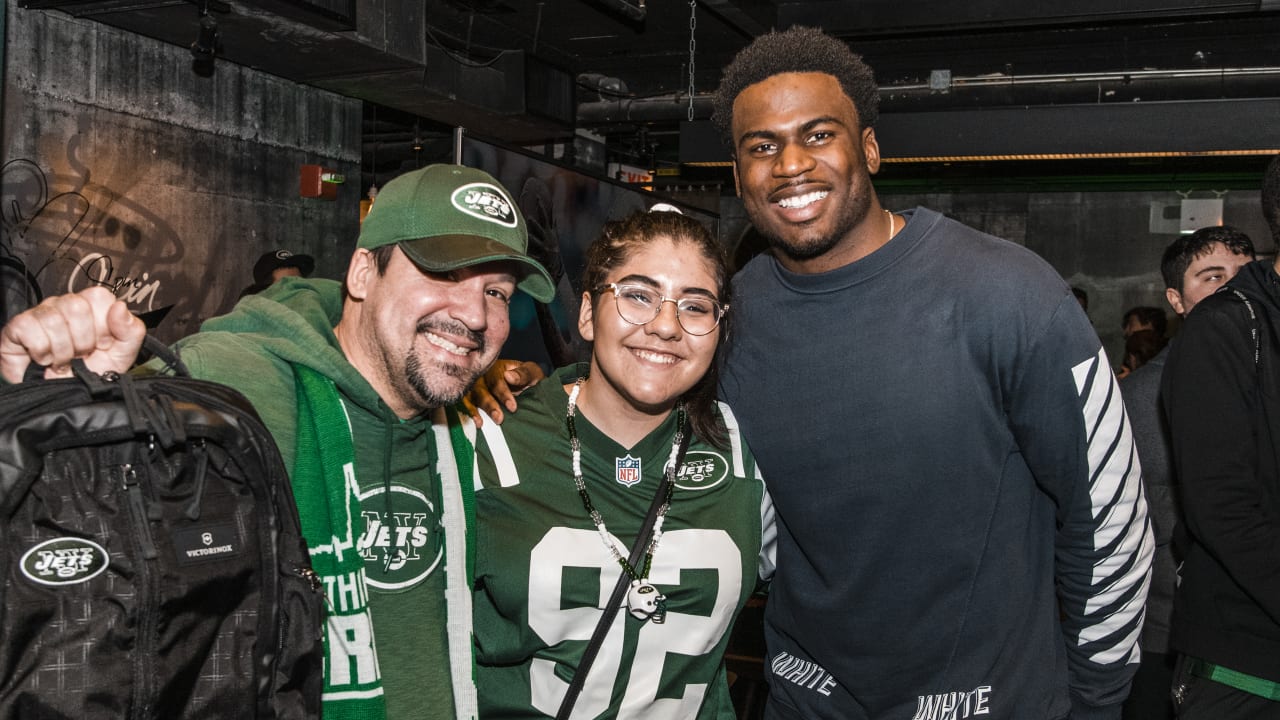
471 209 776 720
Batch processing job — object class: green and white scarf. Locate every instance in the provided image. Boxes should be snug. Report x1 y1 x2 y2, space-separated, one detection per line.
291 364 478 719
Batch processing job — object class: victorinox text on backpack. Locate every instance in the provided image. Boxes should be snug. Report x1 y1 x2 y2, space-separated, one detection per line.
0 339 323 719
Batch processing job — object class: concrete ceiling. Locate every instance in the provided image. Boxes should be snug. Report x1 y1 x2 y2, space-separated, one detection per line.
21 0 1280 187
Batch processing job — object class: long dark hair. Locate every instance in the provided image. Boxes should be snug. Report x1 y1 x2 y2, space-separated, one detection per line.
581 210 731 447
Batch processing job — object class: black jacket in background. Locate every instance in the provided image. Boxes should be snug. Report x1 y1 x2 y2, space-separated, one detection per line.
1162 258 1280 682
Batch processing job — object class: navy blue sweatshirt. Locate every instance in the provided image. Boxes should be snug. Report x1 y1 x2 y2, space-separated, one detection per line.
721 208 1151 720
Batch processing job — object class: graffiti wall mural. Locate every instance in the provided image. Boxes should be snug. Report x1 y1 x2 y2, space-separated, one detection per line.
1 105 357 343
1 154 182 328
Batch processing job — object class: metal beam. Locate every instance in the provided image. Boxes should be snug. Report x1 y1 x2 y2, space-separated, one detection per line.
777 0 1259 34
678 99 1280 164
876 99 1280 159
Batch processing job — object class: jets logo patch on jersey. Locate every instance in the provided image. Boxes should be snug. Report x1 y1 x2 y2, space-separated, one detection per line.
357 484 443 591
615 454 642 487
674 450 730 491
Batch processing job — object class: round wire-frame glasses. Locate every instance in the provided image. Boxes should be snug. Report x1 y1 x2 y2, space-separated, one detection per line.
595 282 727 336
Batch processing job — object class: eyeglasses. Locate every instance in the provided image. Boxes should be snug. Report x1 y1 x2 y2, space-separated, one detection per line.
595 283 727 336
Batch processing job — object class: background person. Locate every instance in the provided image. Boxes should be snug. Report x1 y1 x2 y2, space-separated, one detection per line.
1074 286 1091 313
1117 329 1167 379
1122 306 1168 340
470 209 775 719
239 248 316 298
710 26 1150 720
1118 225 1256 720
1159 156 1280 718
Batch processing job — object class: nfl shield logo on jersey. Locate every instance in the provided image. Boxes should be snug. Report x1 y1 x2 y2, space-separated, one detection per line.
615 455 642 487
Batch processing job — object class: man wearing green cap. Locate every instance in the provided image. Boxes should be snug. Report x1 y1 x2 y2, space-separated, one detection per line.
0 164 554 720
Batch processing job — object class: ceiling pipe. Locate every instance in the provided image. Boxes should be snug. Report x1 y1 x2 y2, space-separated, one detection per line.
577 66 1280 124
579 94 715 123
893 66 1280 92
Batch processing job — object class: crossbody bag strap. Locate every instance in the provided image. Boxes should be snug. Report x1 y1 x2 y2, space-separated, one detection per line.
554 422 693 720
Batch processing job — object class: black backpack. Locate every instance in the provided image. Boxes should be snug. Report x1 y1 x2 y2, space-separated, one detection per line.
0 340 323 719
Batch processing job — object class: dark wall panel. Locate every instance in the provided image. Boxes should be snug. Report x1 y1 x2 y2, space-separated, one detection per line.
2 1 362 340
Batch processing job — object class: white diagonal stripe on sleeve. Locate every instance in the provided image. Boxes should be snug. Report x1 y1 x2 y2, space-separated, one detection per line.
1071 347 1153 663
478 416 521 488
758 485 777 582
717 401 747 479
1073 351 1128 520
1079 539 1152 638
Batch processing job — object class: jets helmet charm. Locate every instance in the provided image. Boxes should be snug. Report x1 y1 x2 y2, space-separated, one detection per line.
626 580 667 623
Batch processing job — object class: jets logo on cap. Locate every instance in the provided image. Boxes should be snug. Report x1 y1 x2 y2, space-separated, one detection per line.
452 183 518 228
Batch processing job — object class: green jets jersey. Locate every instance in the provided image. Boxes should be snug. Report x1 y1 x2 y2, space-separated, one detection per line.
347 407 454 719
473 365 775 720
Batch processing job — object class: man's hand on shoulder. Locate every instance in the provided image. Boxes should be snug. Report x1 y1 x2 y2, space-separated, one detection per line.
463 359 544 427
1 287 146 383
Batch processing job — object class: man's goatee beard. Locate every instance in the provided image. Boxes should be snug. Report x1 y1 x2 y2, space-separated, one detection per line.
405 351 483 409
403 318 488 409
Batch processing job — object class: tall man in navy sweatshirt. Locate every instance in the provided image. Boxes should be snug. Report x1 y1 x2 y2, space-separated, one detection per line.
712 26 1152 720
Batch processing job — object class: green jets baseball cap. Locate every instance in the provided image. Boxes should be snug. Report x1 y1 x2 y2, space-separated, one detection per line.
358 164 555 302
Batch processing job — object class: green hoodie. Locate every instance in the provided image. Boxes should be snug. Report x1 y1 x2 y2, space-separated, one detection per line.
157 276 476 719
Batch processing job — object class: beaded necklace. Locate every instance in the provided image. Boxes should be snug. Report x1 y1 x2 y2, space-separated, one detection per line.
566 377 686 623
